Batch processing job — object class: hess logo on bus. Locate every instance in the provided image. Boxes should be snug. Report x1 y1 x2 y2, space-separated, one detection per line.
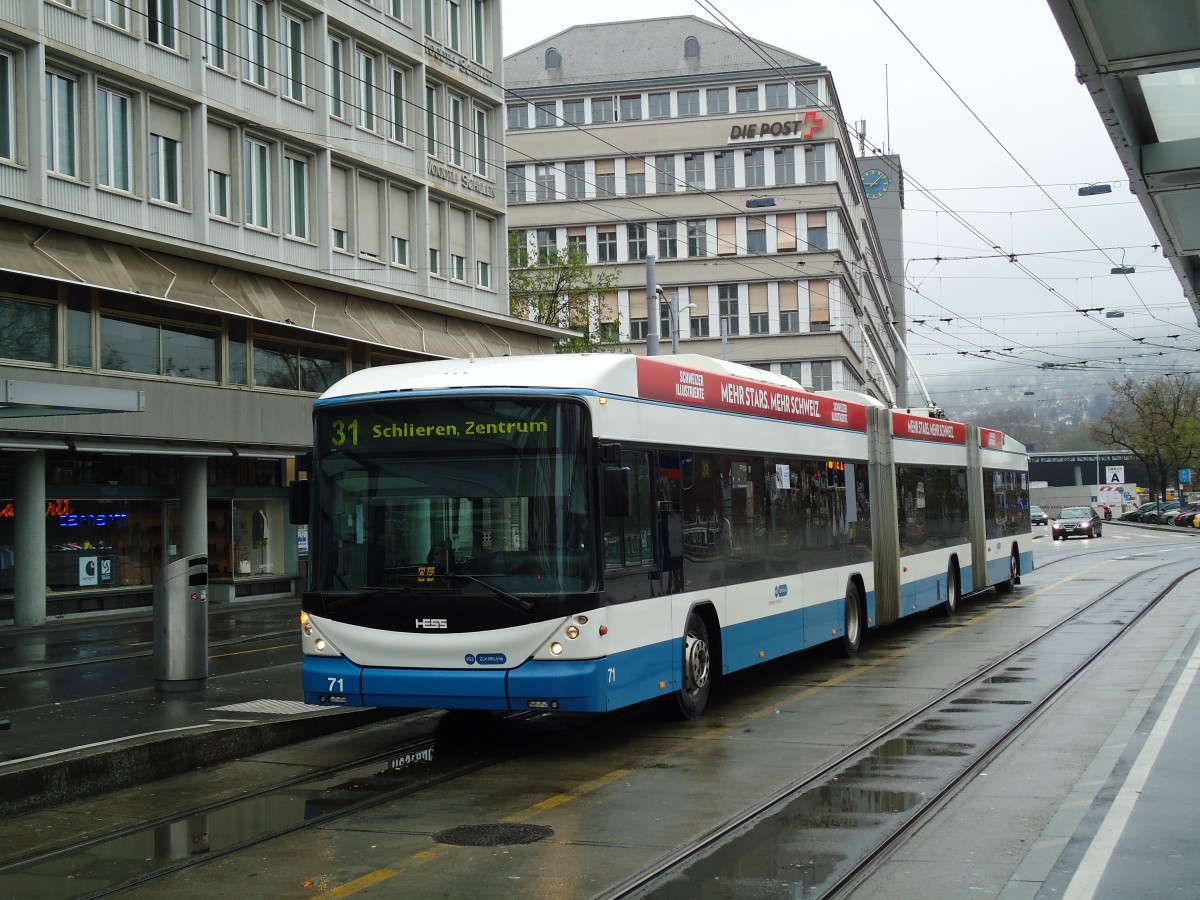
415 618 448 629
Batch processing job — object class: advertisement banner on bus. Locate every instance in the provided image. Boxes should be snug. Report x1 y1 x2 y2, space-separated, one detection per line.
892 411 967 445
635 358 867 432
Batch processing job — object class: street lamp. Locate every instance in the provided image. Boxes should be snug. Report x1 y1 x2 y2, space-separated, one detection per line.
660 292 697 354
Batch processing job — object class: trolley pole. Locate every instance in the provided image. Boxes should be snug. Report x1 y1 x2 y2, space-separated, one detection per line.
645 255 660 357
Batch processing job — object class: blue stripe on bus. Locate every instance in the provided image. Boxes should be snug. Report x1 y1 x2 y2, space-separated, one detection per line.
302 593 866 713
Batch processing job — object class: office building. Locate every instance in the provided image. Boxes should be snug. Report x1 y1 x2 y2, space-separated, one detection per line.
505 16 905 401
0 0 553 623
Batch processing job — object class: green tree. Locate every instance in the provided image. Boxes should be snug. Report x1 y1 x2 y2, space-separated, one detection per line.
508 232 621 354
1091 375 1200 500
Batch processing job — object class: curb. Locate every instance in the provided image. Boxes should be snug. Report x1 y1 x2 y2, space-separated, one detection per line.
0 707 396 819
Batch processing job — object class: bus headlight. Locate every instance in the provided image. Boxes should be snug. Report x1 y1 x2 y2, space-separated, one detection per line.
550 642 564 655
315 638 327 652
565 625 580 640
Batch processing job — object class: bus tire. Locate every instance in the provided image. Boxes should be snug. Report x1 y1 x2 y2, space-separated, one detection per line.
668 611 712 720
995 548 1019 594
939 559 960 617
837 580 864 658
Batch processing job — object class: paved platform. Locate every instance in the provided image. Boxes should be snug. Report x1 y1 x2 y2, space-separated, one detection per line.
0 599 391 818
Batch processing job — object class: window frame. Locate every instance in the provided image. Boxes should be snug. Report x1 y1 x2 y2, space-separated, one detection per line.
149 132 182 205
243 135 272 230
281 12 306 103
243 0 269 87
283 152 310 239
96 84 133 193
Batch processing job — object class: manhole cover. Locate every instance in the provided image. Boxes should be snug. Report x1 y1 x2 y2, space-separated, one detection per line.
433 823 554 846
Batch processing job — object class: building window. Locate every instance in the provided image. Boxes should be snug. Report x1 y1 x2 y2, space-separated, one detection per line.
424 0 436 37
630 318 648 341
208 169 230 217
253 339 344 392
534 164 554 200
477 259 490 286
690 314 710 338
388 0 406 19
750 312 768 334
205 0 228 69
595 169 615 196
619 95 642 121
473 107 488 174
101 315 218 381
654 155 675 193
535 101 556 127
591 96 614 123
0 52 11 161
284 154 309 239
506 166 526 203
714 151 734 189
805 144 826 182
446 0 462 50
97 86 132 191
329 37 346 119
565 161 585 199
244 137 271 229
425 83 439 153
149 0 179 50
535 227 556 261
774 146 795 185
684 154 704 190
648 92 670 119
706 87 729 114
657 222 677 259
391 235 409 266
780 310 799 333
389 67 407 142
676 90 699 117
718 284 739 336
596 229 617 262
765 83 788 109
687 220 707 257
810 361 832 391
562 99 584 124
448 94 464 166
0 297 54 364
807 212 828 251
471 0 487 64
358 51 378 130
744 148 765 187
625 167 645 195
428 246 440 273
282 14 305 102
244 0 268 86
627 223 647 260
506 103 528 130
746 223 766 253
684 36 700 59
736 86 758 111
149 133 181 204
797 81 819 106
97 0 130 30
451 253 466 280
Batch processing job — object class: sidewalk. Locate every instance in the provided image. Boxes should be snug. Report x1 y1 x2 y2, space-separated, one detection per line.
0 598 391 818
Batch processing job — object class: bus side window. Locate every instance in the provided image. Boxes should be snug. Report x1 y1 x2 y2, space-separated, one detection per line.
603 451 654 569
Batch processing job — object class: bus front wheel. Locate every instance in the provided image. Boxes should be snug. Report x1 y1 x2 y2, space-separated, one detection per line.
669 612 712 720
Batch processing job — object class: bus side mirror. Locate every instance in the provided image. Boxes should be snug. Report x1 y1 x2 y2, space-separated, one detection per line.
289 478 310 525
604 467 631 517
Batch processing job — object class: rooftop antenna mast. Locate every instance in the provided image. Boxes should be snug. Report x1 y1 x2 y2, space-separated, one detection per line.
857 119 867 156
885 64 892 154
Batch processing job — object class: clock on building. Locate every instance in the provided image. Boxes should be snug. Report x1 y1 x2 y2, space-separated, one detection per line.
862 168 889 199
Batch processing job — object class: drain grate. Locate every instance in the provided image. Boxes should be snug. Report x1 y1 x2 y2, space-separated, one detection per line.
433 823 554 847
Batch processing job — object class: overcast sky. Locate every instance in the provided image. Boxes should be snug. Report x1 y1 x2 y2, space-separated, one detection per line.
501 0 1200 400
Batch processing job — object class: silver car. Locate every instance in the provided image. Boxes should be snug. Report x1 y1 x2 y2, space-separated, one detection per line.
1030 505 1048 526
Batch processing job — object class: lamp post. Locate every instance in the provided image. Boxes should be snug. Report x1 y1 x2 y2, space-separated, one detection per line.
661 292 697 354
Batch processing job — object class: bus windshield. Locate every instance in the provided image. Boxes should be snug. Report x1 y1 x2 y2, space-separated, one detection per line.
308 397 593 599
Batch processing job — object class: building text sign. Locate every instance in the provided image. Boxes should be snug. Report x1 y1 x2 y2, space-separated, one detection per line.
728 110 825 143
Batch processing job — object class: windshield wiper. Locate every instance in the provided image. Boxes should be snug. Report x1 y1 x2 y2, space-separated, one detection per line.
450 573 536 615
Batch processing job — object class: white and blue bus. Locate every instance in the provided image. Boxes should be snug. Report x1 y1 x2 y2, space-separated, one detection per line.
296 354 1032 719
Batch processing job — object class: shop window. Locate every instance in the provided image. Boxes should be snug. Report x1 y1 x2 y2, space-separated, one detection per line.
252 338 345 392
0 297 54 364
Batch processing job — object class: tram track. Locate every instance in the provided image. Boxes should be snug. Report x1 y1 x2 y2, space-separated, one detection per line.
608 556 1200 899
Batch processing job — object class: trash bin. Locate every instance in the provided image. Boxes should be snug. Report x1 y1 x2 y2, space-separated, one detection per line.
154 555 209 691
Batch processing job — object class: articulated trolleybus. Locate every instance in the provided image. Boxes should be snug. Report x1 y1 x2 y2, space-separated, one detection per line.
297 354 1032 719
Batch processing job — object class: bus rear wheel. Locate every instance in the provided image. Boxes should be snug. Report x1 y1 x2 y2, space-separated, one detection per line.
837 581 864 658
995 549 1019 593
669 612 712 720
939 560 960 617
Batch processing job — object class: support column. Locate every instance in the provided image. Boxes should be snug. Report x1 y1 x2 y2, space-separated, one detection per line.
180 457 208 561
14 451 46 626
